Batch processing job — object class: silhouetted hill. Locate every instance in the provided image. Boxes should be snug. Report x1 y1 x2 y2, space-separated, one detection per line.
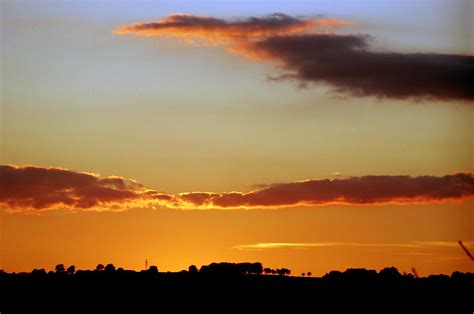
1 262 473 312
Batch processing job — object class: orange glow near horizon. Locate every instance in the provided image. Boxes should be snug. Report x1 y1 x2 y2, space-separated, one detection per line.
2 204 473 276
2 165 473 276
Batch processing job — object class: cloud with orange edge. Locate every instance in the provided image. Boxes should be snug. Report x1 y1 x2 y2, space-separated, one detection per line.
113 13 348 44
1 165 473 212
114 13 474 101
0 165 148 212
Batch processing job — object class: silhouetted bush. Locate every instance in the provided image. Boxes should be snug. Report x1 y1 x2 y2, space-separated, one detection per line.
31 268 47 277
379 266 401 280
277 268 291 276
55 264 65 273
104 264 116 272
148 266 158 273
67 265 75 275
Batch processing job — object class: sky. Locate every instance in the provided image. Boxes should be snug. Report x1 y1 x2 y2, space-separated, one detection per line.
1 0 473 276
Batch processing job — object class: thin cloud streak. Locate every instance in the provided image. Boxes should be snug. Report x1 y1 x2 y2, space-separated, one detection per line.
233 241 474 250
1 165 473 212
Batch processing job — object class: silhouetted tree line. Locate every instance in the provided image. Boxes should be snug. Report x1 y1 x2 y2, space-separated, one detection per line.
22 262 289 277
1 264 473 311
263 267 291 276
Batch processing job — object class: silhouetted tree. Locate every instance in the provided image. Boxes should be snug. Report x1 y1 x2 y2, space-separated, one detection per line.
307 272 312 277
263 267 272 275
250 262 263 275
67 265 75 275
95 264 105 272
188 265 198 273
379 267 401 281
301 272 305 276
148 265 158 273
55 264 65 273
278 268 291 276
104 264 116 272
32 268 47 276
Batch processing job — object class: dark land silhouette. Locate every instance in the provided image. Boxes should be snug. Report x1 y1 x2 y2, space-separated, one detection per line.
1 262 473 311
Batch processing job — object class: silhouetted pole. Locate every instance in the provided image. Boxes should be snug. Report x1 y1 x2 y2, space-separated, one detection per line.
411 267 419 278
458 241 474 261
145 259 148 270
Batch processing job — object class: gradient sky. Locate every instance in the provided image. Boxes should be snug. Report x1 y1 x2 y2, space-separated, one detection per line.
1 0 473 276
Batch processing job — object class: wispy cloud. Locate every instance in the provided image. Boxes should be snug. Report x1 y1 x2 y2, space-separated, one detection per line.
1 165 473 212
113 13 348 44
115 13 474 102
233 241 474 250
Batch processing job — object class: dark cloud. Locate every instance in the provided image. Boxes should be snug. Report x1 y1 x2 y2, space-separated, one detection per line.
1 165 472 212
115 14 474 102
251 34 474 101
172 173 474 208
0 165 144 211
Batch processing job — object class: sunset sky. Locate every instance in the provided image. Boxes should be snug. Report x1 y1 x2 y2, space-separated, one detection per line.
1 0 473 276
